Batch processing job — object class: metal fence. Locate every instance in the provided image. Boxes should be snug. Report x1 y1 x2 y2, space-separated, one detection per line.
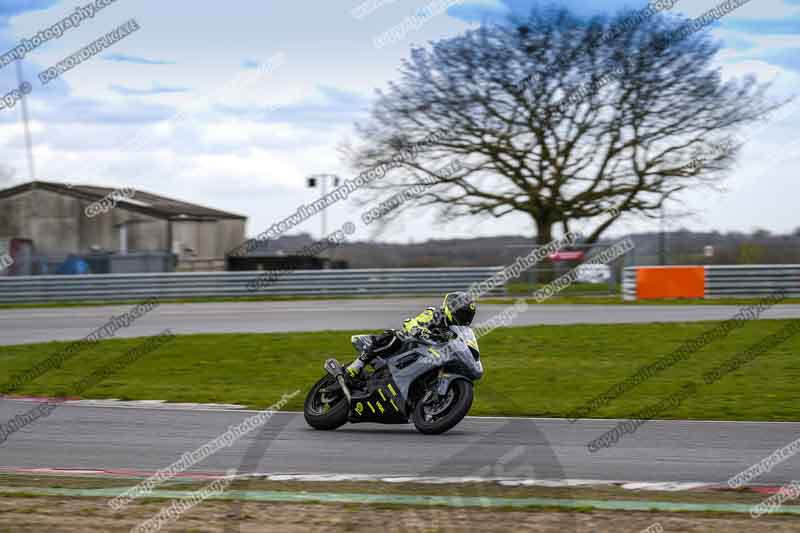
623 265 800 300
705 265 800 298
622 267 638 301
0 267 506 303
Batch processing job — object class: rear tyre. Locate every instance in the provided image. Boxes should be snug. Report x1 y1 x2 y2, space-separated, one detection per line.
304 375 349 430
412 380 473 435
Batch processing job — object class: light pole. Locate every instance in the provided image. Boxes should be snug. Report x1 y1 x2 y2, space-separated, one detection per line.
306 173 340 240
15 61 35 182
658 203 667 266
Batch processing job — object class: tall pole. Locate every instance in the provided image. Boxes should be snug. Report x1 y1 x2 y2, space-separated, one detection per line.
307 173 339 240
321 175 328 240
15 61 35 182
658 204 666 266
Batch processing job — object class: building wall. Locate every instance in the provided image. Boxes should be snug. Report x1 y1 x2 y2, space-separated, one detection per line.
217 218 246 256
0 189 168 256
0 189 81 254
79 198 168 253
0 189 39 242
172 220 217 258
0 187 246 271
172 219 245 254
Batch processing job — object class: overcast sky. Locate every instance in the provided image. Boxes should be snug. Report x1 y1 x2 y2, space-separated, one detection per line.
0 0 798 243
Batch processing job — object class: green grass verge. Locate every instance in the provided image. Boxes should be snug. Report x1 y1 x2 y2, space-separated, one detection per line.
505 280 614 296
1 319 799 420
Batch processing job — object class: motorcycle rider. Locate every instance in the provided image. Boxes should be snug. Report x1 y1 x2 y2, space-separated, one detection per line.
345 292 477 379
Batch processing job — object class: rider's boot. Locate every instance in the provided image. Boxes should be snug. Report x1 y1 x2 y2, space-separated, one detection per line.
345 351 370 382
345 330 398 382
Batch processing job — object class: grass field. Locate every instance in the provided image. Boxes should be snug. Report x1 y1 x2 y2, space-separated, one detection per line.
504 280 614 296
2 319 799 421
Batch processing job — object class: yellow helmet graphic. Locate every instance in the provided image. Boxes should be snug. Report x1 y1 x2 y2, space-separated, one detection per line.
442 292 476 327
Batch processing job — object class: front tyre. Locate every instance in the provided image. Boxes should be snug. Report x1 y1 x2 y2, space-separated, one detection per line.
412 380 473 435
304 375 349 430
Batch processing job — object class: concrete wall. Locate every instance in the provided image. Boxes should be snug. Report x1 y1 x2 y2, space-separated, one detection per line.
171 218 246 261
0 188 246 271
216 218 246 256
172 220 217 258
0 189 40 243
0 189 167 256
80 199 168 253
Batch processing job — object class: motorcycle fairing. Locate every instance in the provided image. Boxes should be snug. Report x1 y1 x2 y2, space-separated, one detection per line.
346 326 482 423
348 373 407 424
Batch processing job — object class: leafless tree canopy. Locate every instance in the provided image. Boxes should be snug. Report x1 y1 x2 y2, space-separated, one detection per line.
346 5 781 244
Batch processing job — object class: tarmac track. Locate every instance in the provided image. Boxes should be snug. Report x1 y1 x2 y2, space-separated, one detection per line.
2 299 799 345
0 400 797 487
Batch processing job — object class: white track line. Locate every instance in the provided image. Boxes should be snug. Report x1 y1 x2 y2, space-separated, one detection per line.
3 397 800 425
0 467 724 491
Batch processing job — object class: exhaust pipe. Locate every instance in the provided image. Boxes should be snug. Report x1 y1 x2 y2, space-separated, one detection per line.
324 358 352 404
335 375 352 404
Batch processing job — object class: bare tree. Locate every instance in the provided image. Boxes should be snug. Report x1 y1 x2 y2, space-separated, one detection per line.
345 5 782 246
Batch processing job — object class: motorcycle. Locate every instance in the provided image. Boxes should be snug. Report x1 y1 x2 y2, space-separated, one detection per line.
304 325 484 435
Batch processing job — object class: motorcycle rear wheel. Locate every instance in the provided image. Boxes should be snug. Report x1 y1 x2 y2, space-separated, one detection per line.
304 375 349 430
412 380 473 435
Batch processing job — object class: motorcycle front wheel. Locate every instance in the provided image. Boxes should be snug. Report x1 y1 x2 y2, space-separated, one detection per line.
304 375 349 430
411 380 473 435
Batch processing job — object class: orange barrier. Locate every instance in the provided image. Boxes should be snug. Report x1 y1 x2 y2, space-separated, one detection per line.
636 266 705 300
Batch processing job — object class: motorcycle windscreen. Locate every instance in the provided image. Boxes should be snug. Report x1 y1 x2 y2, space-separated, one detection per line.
450 325 479 358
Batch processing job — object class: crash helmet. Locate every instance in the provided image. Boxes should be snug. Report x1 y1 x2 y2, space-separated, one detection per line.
441 292 476 327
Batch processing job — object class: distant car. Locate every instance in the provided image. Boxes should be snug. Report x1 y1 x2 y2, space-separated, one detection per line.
575 264 611 284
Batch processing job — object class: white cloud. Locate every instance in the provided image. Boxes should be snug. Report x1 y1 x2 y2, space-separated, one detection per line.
0 0 797 242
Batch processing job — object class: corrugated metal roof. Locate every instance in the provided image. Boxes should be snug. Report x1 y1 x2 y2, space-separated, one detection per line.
0 181 246 220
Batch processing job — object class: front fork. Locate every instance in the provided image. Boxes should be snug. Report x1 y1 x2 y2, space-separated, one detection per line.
419 368 446 405
324 358 352 404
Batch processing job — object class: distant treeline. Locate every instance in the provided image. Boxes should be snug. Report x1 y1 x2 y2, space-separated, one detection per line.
259 229 800 269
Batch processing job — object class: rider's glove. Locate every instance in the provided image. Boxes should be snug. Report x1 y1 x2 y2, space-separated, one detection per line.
411 327 432 339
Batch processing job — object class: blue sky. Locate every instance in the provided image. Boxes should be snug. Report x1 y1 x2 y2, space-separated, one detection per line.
0 0 798 243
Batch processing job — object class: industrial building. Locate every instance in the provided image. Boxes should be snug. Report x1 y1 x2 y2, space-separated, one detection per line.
0 181 246 273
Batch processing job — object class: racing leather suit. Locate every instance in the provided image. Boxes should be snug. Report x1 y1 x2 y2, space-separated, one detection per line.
346 306 447 377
